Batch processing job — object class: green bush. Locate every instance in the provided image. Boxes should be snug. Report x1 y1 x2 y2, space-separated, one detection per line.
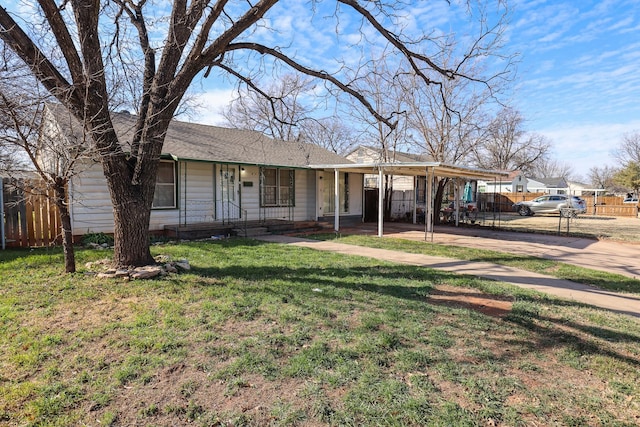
81 232 114 246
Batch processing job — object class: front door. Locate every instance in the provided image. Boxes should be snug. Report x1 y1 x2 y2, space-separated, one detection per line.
217 165 239 220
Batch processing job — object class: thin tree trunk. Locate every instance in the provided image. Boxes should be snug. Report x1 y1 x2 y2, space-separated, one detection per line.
384 174 392 221
434 178 448 225
53 180 75 273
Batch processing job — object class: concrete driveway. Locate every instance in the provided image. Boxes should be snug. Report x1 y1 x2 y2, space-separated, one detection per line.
383 223 640 280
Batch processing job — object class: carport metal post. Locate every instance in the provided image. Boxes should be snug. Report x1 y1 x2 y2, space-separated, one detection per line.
334 168 340 232
454 179 460 226
412 175 417 224
0 177 4 250
378 167 384 237
425 166 434 241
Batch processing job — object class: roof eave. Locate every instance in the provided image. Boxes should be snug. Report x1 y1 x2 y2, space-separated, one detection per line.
309 162 509 181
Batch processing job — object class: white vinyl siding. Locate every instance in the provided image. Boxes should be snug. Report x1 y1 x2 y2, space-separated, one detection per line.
69 160 362 236
179 162 215 224
70 161 178 234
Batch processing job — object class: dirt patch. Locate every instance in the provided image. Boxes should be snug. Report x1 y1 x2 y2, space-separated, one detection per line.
494 213 640 242
97 360 322 426
428 285 513 317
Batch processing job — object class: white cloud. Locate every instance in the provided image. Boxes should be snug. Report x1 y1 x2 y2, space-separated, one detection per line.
190 89 236 126
540 121 640 170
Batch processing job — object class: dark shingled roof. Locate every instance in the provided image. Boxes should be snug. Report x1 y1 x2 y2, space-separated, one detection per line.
45 104 351 168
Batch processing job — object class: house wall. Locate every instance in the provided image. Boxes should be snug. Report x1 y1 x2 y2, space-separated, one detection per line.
70 161 361 236
239 166 322 222
316 170 363 219
178 161 216 224
69 161 179 235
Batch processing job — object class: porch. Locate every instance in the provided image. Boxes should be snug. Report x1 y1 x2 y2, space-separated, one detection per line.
163 219 325 240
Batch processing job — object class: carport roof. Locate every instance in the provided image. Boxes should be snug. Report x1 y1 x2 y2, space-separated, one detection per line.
309 162 509 181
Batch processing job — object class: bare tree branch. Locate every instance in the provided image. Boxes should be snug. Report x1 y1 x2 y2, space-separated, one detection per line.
227 42 398 128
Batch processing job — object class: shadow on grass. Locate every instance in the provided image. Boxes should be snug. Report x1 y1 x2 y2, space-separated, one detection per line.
0 246 64 263
179 239 640 370
506 310 640 368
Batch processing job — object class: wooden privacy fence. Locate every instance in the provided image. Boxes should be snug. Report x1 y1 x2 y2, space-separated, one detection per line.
478 193 639 217
2 180 62 248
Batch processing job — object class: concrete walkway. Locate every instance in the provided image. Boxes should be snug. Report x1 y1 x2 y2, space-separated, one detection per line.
256 231 640 318
384 223 640 280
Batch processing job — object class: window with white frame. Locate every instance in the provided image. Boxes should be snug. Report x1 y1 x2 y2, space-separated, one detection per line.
152 161 176 209
260 167 295 207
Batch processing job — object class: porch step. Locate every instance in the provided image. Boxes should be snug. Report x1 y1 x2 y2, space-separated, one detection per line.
164 223 233 240
234 226 269 237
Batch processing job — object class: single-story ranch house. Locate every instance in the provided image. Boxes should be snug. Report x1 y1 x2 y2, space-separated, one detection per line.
42 104 507 240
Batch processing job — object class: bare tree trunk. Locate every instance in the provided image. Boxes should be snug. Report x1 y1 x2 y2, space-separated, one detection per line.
112 193 154 267
106 171 155 267
384 174 392 221
102 139 159 267
434 178 448 225
53 179 75 273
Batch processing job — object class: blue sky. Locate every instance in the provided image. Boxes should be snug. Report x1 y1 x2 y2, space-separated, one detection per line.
6 0 638 174
193 0 640 175
507 0 640 172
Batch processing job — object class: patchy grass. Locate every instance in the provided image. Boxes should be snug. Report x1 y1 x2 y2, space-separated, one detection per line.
310 233 640 294
0 240 639 426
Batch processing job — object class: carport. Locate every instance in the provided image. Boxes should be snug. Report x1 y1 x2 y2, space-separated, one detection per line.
310 162 509 239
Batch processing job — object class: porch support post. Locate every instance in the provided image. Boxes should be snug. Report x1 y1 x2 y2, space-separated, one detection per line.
425 167 434 240
1 177 5 250
454 179 460 227
334 168 340 232
412 176 417 224
378 167 384 237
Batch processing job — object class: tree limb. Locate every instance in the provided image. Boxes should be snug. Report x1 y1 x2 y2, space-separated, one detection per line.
0 6 80 108
225 42 398 129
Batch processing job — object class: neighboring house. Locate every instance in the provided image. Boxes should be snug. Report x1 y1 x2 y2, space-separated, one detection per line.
527 177 569 194
345 146 431 220
478 171 528 193
43 105 364 238
566 180 599 196
345 145 432 191
479 174 589 195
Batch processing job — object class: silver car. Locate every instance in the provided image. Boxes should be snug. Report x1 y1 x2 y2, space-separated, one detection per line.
513 195 587 216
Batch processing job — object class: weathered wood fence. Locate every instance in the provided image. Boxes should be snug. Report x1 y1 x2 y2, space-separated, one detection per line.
2 180 62 248
478 193 639 217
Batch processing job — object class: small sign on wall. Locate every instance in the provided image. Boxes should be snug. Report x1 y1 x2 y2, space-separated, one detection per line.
243 181 253 187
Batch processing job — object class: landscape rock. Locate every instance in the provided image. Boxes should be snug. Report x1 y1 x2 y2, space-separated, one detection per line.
130 266 163 279
97 272 116 279
85 255 189 280
175 261 191 271
114 269 130 277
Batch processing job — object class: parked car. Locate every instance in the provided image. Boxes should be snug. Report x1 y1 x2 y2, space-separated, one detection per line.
623 195 639 204
513 195 587 216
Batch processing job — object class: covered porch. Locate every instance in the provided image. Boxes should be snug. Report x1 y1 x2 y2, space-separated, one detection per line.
310 162 508 239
